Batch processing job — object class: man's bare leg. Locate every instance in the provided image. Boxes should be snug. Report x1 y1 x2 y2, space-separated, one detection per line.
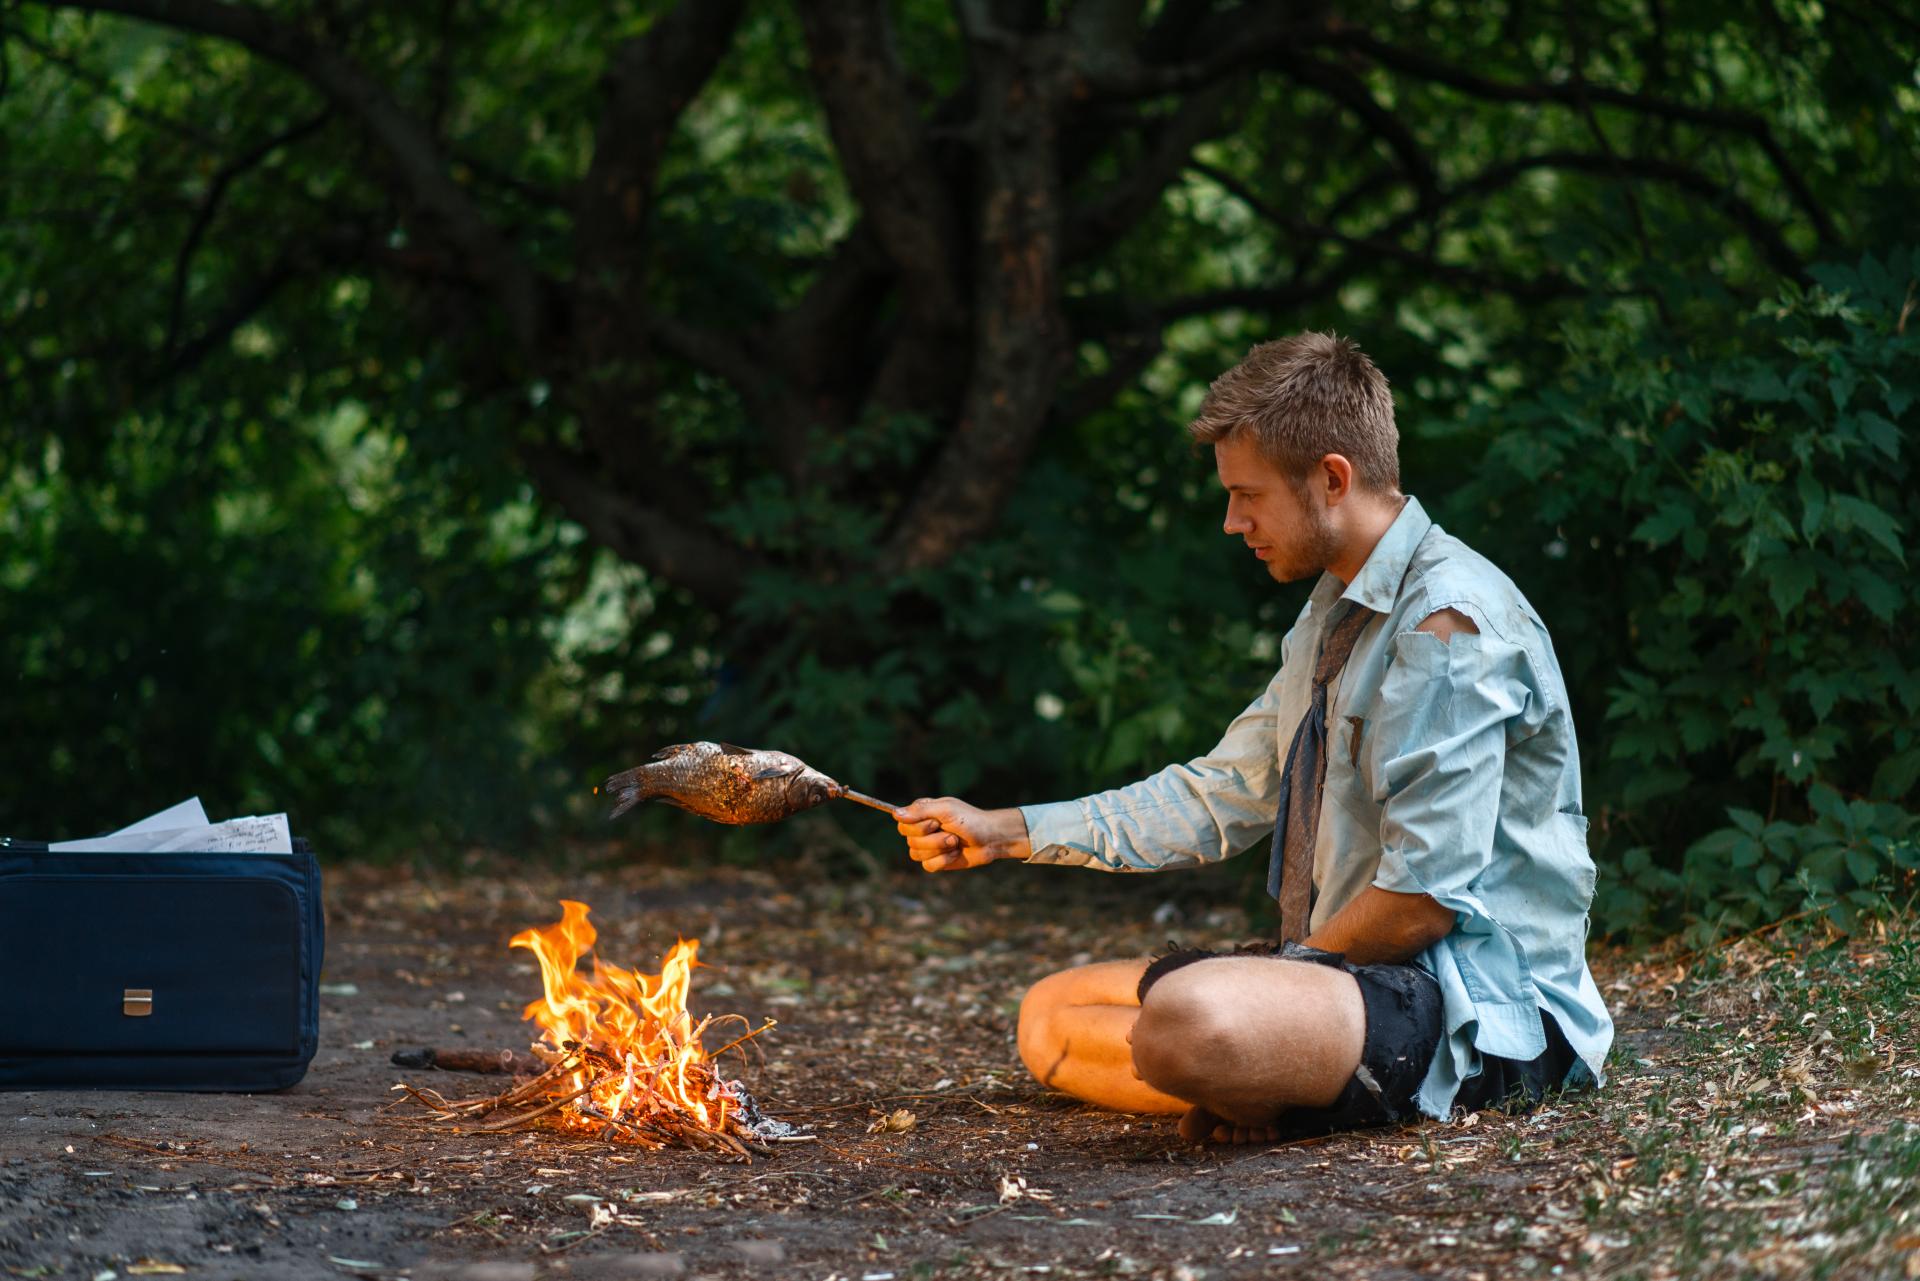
1016 960 1187 1115
1130 956 1367 1144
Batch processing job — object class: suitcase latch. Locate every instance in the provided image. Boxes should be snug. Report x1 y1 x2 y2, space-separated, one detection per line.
123 988 153 1017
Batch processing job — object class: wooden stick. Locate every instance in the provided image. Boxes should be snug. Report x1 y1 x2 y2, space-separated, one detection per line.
473 1073 609 1131
390 1046 539 1075
838 789 900 816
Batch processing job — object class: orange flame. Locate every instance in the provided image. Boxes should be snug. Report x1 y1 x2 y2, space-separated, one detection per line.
509 900 727 1133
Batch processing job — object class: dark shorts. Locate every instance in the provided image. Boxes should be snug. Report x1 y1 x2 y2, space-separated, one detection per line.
1137 941 1580 1139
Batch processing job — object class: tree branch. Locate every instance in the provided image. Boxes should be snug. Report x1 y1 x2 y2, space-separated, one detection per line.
1138 277 1358 325
1187 160 1582 302
44 0 552 346
164 110 332 360
795 0 963 327
1559 0 1654 265
1064 80 1241 262
1068 5 1328 99
1280 54 1439 214
1335 28 1842 248
576 0 746 273
1438 150 1805 277
560 0 754 496
769 227 891 399
881 32 1068 573
5 25 219 146
1053 326 1162 424
519 444 762 611
150 253 302 388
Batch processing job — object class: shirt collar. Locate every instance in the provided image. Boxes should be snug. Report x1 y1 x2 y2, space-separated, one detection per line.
1312 495 1433 615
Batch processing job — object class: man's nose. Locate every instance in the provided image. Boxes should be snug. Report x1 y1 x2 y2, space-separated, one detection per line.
1223 509 1249 535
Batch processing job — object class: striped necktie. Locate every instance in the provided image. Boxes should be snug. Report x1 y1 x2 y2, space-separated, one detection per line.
1268 602 1377 943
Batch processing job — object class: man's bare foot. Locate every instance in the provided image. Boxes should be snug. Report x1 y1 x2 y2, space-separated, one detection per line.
1178 1105 1283 1145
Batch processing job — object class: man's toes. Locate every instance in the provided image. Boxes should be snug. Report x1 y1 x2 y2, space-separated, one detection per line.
1180 1106 1287 1145
1178 1106 1225 1143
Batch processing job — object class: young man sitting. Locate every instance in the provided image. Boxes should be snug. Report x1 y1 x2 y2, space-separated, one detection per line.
894 332 1612 1143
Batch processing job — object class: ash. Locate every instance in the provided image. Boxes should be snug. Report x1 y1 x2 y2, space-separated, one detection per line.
712 1078 800 1140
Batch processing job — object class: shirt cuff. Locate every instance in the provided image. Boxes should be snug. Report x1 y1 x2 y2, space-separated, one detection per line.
1019 800 1102 867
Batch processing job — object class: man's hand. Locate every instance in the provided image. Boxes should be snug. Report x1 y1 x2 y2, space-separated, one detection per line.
894 798 1033 872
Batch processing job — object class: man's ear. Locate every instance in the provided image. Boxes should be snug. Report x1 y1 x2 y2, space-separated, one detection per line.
1319 453 1356 506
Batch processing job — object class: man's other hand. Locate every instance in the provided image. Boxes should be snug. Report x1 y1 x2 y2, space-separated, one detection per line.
894 799 1032 872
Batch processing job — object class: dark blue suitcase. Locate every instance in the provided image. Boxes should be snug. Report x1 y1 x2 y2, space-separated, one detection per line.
0 837 324 1091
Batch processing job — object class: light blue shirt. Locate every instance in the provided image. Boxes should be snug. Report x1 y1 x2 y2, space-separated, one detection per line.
1021 496 1613 1118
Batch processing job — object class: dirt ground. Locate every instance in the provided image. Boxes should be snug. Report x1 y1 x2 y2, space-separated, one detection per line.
3 846 1915 1281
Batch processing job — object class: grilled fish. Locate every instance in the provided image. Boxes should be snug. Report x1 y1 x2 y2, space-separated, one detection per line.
603 741 844 825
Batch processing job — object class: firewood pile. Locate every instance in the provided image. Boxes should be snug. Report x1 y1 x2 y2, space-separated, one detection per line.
391 899 801 1158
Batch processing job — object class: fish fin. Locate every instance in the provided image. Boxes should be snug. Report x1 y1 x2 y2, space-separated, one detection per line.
603 768 650 820
747 763 799 780
717 742 757 756
648 743 693 762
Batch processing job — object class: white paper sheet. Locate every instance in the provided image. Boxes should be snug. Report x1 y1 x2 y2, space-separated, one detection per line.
47 808 292 854
48 825 198 853
110 797 210 836
149 813 293 854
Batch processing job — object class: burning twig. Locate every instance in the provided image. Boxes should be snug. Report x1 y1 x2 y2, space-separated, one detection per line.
473 1074 612 1131
705 1015 778 1067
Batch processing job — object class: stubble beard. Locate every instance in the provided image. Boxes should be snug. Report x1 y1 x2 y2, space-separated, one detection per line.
1267 506 1341 584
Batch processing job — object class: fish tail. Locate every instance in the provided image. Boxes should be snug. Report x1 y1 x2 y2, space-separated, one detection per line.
602 767 652 820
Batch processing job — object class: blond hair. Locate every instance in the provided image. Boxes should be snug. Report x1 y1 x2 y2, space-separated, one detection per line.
1188 332 1399 492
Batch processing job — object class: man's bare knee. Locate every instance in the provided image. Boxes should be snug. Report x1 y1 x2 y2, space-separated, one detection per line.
1130 969 1241 1098
1015 982 1056 1079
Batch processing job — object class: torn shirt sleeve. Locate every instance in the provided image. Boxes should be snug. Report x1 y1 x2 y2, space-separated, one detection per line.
1370 628 1532 906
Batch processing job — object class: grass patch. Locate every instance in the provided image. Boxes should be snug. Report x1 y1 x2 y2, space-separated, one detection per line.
1561 911 1920 1278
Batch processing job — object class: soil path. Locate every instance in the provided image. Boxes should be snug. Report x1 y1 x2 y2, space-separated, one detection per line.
0 854 1902 1280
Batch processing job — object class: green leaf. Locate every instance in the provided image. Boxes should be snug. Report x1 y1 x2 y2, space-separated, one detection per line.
1852 411 1902 461
1830 494 1907 564
1807 782 1850 828
1796 468 1826 541
1870 749 1920 801
1849 566 1903 622
1795 670 1850 721
1766 558 1817 616
1630 501 1696 548
1732 362 1791 402
1843 847 1880 887
1828 361 1858 413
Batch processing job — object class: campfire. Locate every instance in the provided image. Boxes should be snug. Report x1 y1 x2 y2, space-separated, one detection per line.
395 900 795 1156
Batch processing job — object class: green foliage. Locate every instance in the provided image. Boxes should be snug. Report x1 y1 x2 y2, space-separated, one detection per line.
0 405 580 856
5 0 1919 941
1454 250 1920 936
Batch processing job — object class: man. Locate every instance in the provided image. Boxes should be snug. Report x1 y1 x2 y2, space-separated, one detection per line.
895 332 1612 1143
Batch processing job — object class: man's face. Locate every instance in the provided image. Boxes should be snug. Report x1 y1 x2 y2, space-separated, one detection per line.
1215 435 1337 584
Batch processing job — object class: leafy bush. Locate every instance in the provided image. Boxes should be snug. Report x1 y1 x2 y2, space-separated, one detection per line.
0 412 578 857
1454 250 1920 936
